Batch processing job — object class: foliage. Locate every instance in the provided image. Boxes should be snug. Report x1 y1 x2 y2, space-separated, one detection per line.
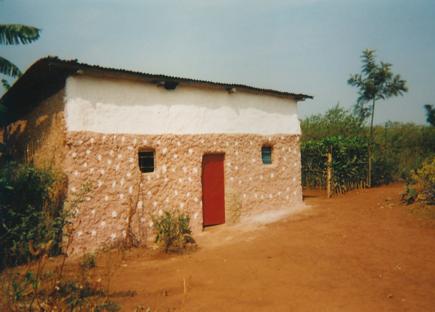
0 24 40 79
1 248 122 311
80 253 97 270
0 186 126 311
372 122 435 182
348 49 408 121
402 157 435 205
402 185 418 205
0 162 66 268
424 104 435 127
301 136 368 193
0 55 22 79
301 105 365 141
0 16 41 164
0 20 41 134
152 210 195 253
301 140 327 188
0 24 41 46
371 156 396 186
348 49 408 187
301 105 434 189
1 78 10 90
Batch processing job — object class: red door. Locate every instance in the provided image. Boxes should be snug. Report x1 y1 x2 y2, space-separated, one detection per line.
202 154 225 226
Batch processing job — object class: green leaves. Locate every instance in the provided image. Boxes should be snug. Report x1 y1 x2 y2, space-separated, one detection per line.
0 24 40 45
424 104 435 127
0 162 60 268
152 210 193 253
1 78 11 90
301 105 365 141
0 23 40 95
301 136 369 192
348 49 408 121
0 56 22 78
348 49 409 186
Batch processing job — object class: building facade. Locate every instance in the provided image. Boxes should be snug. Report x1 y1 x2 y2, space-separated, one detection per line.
3 57 312 255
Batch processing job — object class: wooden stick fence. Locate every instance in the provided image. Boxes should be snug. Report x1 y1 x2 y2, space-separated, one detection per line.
301 137 369 197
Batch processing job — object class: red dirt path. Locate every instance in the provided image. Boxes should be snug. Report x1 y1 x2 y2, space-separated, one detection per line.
107 183 435 311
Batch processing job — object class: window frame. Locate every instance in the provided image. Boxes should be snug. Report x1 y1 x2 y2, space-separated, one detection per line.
261 145 273 165
138 149 155 173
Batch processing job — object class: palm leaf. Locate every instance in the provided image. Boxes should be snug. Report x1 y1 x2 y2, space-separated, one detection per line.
0 56 21 77
0 24 40 45
1 79 11 90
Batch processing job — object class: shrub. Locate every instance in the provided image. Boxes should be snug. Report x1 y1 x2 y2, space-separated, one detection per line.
1 242 123 311
2 267 121 311
152 210 195 253
80 253 97 270
301 105 365 141
402 185 418 205
371 156 397 186
301 136 368 193
402 157 435 205
301 106 435 187
0 162 67 268
373 122 435 182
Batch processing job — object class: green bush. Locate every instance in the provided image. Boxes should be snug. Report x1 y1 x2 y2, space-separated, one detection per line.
79 253 97 270
301 106 435 187
301 105 365 141
372 122 435 181
0 162 66 269
152 210 195 253
371 156 397 186
402 157 435 205
301 136 368 193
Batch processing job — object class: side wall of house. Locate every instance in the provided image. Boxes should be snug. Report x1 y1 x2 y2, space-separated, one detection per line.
64 76 303 255
6 89 66 171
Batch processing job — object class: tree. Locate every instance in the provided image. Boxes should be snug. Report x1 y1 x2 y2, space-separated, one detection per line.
348 49 408 187
1 24 40 87
424 104 435 127
301 104 365 141
0 23 40 155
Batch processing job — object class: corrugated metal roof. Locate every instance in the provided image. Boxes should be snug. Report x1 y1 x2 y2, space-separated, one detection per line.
1 56 313 122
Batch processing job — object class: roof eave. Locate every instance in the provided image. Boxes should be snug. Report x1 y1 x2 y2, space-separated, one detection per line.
1 57 313 122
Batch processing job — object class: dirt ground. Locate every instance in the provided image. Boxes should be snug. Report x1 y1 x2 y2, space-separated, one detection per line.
106 183 435 311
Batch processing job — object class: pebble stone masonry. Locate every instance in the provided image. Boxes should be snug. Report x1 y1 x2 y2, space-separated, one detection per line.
66 132 302 254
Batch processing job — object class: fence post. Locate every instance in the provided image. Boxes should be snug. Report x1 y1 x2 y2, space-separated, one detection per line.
327 149 332 198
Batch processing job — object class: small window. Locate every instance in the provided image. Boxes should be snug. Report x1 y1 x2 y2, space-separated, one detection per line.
262 146 272 164
138 150 154 173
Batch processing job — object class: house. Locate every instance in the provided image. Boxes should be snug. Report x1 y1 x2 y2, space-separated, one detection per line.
2 57 312 254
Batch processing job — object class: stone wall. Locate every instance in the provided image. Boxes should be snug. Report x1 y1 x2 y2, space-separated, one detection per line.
65 131 302 255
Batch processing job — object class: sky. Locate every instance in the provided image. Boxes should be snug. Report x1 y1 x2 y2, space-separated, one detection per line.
1 0 434 124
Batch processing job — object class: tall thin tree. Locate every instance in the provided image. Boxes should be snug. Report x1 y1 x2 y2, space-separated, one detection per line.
348 49 408 187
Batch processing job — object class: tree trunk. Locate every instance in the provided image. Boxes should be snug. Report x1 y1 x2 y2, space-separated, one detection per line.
327 149 333 198
368 99 376 187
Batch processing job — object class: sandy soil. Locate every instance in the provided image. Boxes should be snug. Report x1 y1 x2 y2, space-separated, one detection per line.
106 183 435 311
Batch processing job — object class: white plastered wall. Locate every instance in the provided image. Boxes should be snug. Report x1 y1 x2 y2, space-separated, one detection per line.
64 75 301 135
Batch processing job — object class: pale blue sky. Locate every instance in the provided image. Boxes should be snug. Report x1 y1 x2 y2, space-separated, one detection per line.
1 0 434 124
